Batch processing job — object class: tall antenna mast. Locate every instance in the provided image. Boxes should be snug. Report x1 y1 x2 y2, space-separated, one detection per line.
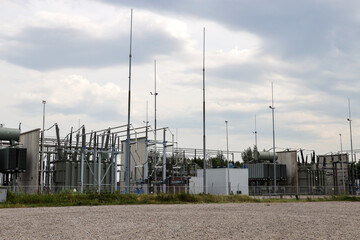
269 82 276 193
347 98 354 164
150 60 158 183
125 8 133 193
202 27 206 194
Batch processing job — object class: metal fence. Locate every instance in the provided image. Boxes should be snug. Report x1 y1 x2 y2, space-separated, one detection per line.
3 184 360 196
248 185 359 196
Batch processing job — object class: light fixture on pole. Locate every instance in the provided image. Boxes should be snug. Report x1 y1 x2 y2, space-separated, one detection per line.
269 82 276 194
125 9 133 194
143 101 149 188
225 120 230 195
150 60 158 187
347 98 354 193
202 27 206 194
40 100 46 193
347 98 354 164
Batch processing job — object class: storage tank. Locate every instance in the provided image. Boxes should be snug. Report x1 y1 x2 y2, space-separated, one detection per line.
254 150 278 162
0 127 20 141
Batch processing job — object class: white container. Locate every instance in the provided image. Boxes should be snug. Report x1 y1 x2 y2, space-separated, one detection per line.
0 187 7 202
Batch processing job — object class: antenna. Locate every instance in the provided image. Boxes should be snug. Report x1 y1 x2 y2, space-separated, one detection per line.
150 60 159 183
202 27 206 194
348 98 354 164
125 8 133 193
269 82 276 193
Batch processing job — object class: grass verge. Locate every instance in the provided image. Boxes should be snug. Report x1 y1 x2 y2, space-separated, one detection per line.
1 192 359 208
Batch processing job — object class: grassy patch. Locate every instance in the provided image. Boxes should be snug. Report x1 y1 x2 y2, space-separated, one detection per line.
1 191 359 208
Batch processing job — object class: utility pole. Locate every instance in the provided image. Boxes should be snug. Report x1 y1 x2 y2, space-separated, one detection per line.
144 101 149 192
125 9 133 194
40 100 46 193
202 27 207 194
253 115 258 150
150 60 158 188
347 98 354 194
347 99 354 163
225 120 230 195
269 82 276 194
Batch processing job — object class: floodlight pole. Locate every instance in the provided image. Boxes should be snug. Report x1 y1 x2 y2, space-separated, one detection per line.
202 27 207 194
144 101 149 186
225 120 230 195
40 100 46 193
347 98 354 194
150 60 158 189
269 82 276 194
347 99 354 164
125 9 133 194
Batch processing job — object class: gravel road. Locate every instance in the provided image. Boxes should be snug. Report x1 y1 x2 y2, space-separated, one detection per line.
1 202 359 239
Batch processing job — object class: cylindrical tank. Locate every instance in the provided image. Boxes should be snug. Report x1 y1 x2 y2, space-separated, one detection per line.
255 151 278 161
0 127 20 141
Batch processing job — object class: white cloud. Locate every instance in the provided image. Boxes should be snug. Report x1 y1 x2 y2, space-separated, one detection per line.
0 0 360 156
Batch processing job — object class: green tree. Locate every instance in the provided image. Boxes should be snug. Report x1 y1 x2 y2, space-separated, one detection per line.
241 147 254 163
190 157 204 169
209 152 227 168
233 161 241 168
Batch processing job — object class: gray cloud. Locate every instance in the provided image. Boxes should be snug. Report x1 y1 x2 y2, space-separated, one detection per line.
13 96 127 123
98 0 360 58
0 26 183 70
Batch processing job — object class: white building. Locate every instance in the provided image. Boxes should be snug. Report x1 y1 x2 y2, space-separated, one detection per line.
189 168 248 195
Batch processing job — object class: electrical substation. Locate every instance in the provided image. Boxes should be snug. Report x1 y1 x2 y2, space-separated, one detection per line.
0 10 359 198
0 123 359 196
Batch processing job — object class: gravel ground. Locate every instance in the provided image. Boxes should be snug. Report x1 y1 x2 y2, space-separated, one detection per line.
1 202 359 239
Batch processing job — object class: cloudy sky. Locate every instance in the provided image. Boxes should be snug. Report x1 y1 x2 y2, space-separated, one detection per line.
1 0 360 158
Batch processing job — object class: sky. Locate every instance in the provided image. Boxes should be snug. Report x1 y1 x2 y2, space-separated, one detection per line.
1 0 360 159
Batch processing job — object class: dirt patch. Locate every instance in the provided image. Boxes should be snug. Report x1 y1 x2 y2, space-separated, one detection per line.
1 202 359 239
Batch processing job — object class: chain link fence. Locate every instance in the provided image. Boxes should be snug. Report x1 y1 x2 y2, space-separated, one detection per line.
3 183 360 196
